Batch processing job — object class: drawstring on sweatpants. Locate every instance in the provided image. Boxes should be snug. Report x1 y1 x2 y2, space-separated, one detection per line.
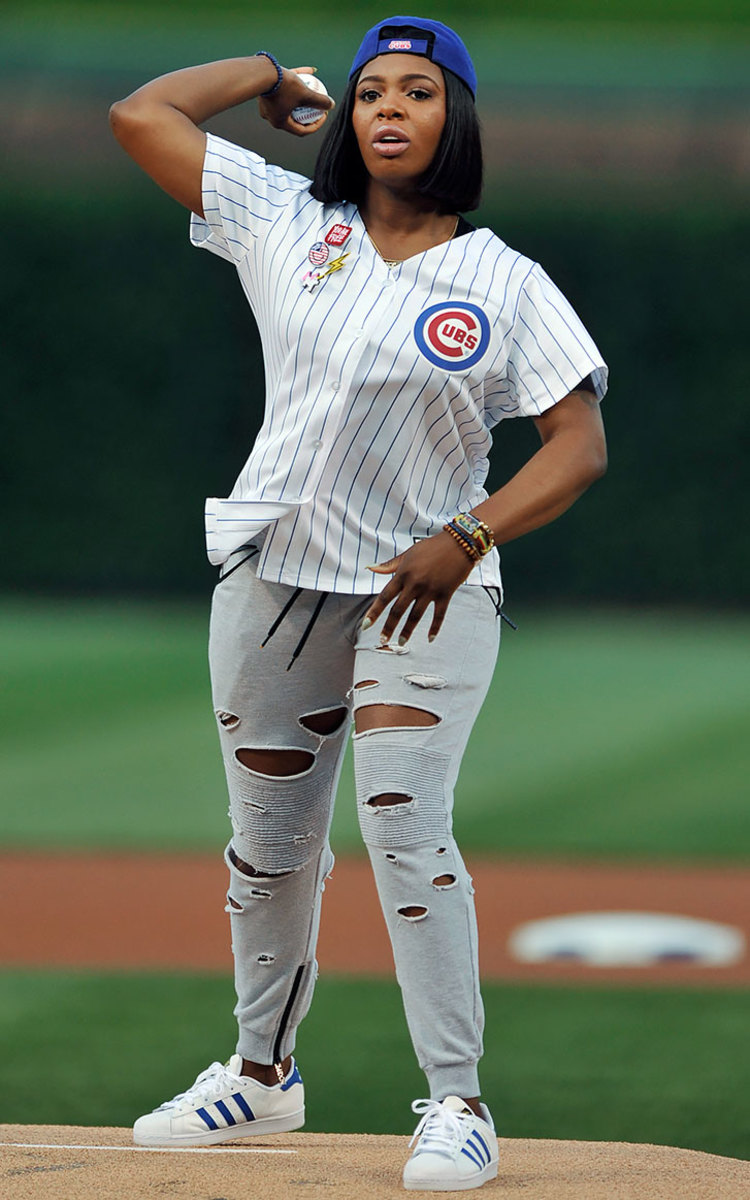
217 546 260 584
482 586 518 630
261 587 304 647
261 588 330 669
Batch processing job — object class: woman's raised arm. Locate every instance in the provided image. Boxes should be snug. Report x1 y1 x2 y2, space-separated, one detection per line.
109 57 332 216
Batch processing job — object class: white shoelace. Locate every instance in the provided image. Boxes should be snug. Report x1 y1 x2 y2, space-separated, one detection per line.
409 1099 469 1155
155 1060 243 1113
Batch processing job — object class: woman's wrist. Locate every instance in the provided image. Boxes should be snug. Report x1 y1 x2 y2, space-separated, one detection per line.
442 513 495 562
442 525 481 563
255 51 284 96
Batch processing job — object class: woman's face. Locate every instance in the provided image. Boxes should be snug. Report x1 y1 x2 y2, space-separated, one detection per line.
351 54 446 191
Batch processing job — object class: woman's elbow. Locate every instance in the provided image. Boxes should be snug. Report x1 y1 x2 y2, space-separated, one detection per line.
587 436 608 484
109 97 151 147
109 98 133 143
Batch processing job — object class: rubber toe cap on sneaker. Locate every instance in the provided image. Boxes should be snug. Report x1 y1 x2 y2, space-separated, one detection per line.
403 1150 498 1191
133 1112 172 1146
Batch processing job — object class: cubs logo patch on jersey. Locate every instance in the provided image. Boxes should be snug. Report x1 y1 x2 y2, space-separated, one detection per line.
413 302 491 371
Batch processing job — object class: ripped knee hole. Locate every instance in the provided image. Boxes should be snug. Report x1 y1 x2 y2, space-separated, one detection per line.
355 704 440 735
235 747 315 777
432 873 457 888
398 905 428 921
226 888 271 908
366 793 413 808
228 845 294 879
216 710 240 729
298 706 348 736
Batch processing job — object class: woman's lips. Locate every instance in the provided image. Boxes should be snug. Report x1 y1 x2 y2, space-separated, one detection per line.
372 139 410 157
372 127 410 157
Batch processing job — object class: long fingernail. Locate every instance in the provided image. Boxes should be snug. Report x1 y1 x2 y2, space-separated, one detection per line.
428 634 436 643
379 634 389 646
398 635 407 647
361 617 372 631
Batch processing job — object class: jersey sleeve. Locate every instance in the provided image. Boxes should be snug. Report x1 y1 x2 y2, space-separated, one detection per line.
189 132 311 265
490 263 608 422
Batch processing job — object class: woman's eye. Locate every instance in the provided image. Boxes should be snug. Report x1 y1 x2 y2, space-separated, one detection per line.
408 88 432 100
358 89 380 103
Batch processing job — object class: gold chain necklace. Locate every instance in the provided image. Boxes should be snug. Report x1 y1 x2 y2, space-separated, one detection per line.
367 216 460 269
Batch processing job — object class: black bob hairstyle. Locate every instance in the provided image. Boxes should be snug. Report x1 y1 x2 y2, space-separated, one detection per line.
310 66 483 213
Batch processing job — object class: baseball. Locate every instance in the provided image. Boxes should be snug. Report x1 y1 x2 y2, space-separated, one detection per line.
291 73 330 126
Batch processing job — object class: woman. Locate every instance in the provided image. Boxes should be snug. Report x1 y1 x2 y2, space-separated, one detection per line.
110 16 607 1192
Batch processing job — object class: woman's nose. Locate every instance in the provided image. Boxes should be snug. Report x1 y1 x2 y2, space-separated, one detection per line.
378 98 403 119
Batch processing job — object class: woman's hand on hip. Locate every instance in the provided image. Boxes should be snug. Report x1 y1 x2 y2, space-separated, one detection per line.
362 533 475 646
258 67 334 136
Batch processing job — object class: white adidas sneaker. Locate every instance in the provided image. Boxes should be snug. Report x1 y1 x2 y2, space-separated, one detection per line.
133 1055 304 1146
402 1095 499 1191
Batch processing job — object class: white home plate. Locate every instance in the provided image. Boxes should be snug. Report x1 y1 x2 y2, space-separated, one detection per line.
508 911 745 967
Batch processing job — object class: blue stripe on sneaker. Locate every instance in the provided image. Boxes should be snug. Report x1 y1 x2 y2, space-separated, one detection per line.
232 1091 255 1120
196 1106 219 1131
471 1130 491 1162
281 1060 303 1091
215 1100 237 1126
461 1145 485 1170
466 1133 484 1164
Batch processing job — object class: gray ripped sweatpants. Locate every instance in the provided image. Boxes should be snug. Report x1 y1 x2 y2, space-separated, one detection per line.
208 546 501 1101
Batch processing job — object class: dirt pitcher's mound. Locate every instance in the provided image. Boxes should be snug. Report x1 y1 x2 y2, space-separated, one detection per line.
2 1125 749 1200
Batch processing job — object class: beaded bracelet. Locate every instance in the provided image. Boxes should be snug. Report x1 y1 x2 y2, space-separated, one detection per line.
443 523 481 562
255 50 284 96
448 512 495 557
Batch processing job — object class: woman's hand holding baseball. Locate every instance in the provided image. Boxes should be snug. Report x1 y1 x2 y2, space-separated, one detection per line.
363 533 476 646
259 67 334 136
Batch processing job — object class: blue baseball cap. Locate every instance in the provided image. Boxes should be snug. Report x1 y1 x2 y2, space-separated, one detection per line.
349 15 477 99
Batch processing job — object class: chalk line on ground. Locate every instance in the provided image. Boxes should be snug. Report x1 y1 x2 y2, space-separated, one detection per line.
3 1141 297 1155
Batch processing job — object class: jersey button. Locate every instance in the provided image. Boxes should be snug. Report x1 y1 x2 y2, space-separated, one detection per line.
311 439 323 450
331 381 340 391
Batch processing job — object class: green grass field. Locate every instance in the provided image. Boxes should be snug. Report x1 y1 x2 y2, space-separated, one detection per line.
0 971 748 1160
1 600 748 859
1 600 748 1156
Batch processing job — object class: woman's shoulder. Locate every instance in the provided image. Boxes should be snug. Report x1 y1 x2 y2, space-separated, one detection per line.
204 132 313 197
458 221 536 273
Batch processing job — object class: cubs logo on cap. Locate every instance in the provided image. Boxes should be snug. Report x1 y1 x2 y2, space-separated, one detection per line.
349 17 477 99
414 302 490 371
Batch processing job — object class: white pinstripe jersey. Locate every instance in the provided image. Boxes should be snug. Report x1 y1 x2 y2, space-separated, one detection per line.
190 133 608 594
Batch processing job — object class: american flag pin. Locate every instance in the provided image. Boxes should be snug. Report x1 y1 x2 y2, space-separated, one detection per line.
308 241 330 267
